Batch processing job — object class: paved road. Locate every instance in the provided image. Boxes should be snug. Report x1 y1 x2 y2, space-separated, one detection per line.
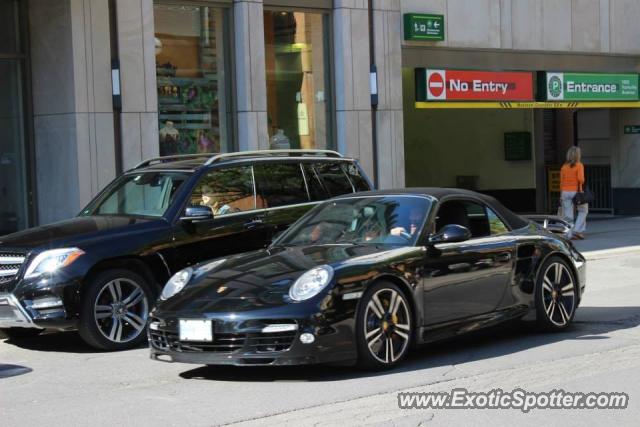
2 252 639 426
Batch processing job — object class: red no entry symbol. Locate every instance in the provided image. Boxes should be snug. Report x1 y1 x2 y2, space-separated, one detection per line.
428 72 445 97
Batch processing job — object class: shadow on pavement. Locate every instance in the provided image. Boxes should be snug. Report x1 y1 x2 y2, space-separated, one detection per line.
1 330 147 354
572 216 640 254
178 306 640 382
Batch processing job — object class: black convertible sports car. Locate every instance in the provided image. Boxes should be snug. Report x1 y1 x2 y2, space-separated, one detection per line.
149 188 586 369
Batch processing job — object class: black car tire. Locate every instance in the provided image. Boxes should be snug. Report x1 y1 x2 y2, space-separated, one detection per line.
535 256 578 332
356 281 413 370
0 327 43 340
78 269 154 351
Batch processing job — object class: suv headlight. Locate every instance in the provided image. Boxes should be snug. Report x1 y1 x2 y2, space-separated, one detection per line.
24 248 85 279
289 265 334 301
161 267 193 301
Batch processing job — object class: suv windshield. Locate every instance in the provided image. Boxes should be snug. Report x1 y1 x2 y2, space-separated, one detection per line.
275 196 432 247
81 172 189 218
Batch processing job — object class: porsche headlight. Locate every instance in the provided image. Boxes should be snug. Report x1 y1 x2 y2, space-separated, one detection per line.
24 248 85 279
160 267 193 301
289 265 334 302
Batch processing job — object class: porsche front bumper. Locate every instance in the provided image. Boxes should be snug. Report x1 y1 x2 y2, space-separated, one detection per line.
148 314 357 366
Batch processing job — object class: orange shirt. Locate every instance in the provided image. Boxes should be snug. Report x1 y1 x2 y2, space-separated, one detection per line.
560 162 585 192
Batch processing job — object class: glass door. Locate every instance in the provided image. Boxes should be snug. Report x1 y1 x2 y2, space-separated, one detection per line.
0 0 29 235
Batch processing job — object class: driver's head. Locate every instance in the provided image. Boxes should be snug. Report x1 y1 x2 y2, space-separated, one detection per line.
408 207 423 234
309 223 324 243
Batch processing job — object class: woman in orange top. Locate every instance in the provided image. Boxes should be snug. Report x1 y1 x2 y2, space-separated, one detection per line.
559 146 588 239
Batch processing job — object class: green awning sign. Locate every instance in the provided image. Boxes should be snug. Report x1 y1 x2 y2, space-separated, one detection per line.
541 72 639 101
404 14 444 41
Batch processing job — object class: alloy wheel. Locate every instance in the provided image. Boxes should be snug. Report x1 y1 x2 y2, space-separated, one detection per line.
94 278 149 343
363 288 411 364
541 262 575 327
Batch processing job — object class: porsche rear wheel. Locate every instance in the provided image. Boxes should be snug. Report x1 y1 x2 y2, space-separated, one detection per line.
356 281 413 369
535 256 578 331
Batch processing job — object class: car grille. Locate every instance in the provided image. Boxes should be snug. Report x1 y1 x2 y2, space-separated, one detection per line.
149 329 297 354
0 252 26 284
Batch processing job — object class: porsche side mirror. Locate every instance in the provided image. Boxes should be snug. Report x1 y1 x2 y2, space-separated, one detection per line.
429 224 471 244
181 205 214 223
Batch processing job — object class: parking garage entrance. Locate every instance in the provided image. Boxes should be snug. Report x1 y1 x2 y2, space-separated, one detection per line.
403 67 640 214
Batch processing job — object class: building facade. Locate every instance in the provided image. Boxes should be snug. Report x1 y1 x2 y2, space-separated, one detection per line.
2 0 640 236
1 0 405 235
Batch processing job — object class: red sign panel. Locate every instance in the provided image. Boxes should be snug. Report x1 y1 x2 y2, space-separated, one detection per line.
425 69 534 101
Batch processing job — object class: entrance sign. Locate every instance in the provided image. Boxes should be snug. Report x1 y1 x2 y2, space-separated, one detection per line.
416 69 534 101
542 72 639 101
624 125 640 134
404 14 444 41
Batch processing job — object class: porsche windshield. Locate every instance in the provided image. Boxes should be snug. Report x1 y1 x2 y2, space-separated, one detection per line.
277 195 432 247
81 172 190 218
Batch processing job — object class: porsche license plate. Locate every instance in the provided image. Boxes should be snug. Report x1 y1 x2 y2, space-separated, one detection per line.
179 319 213 342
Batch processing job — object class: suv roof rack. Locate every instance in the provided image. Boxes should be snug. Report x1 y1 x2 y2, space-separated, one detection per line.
203 149 343 165
134 149 343 170
134 153 213 169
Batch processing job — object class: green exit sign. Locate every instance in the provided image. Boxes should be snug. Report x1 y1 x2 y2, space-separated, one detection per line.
624 125 640 134
404 14 445 41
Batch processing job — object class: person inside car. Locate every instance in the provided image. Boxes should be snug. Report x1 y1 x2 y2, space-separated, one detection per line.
390 207 424 238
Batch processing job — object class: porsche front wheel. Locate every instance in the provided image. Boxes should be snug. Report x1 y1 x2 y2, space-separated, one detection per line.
356 281 413 369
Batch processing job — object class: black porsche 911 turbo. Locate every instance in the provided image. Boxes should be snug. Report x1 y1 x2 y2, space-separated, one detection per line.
148 188 586 369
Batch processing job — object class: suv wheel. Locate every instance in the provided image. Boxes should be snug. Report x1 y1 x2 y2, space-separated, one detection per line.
78 269 154 351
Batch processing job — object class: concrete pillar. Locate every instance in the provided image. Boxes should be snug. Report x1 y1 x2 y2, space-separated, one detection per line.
333 1 374 178
117 0 159 170
234 0 269 151
372 0 404 188
29 0 115 224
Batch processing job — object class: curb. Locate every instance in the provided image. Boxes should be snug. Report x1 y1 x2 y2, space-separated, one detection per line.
581 245 640 260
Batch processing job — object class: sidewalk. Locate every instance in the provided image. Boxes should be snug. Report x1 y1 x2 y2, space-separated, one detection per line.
570 216 640 259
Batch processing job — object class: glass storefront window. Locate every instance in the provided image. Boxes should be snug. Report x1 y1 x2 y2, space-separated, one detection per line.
0 0 19 53
264 10 333 150
153 2 232 156
0 60 28 235
0 0 28 235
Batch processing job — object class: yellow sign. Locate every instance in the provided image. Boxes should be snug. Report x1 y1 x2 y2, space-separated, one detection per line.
414 101 640 109
548 168 561 193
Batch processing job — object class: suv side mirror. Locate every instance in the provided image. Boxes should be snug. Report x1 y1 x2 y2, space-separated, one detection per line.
181 206 214 223
429 224 471 245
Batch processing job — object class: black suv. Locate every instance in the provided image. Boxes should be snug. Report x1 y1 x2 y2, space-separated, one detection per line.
0 150 371 350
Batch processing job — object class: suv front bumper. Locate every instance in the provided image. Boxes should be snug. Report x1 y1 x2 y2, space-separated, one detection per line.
0 293 40 329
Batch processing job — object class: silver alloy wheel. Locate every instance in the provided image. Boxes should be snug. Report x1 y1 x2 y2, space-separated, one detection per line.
363 288 411 364
94 278 149 343
541 262 575 327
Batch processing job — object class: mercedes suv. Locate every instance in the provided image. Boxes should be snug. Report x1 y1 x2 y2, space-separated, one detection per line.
0 150 372 350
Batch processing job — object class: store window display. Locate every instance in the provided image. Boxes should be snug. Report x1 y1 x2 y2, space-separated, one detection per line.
264 10 333 150
154 3 232 155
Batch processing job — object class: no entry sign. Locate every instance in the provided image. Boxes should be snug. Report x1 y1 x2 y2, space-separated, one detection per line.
417 69 534 101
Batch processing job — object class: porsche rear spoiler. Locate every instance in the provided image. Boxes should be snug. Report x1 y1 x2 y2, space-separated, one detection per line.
524 215 571 236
